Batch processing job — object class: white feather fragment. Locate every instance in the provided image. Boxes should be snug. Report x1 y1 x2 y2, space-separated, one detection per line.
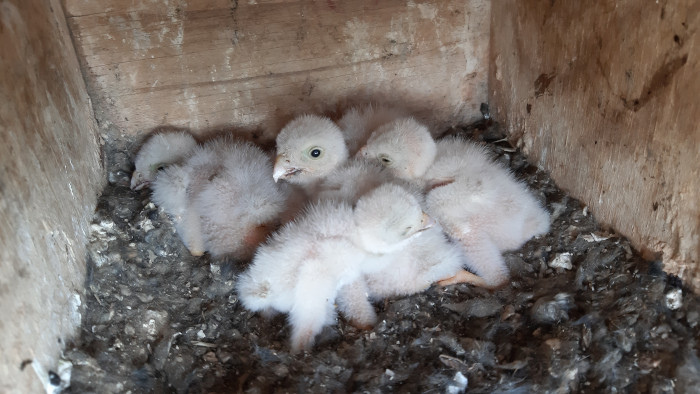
446 371 468 393
666 288 683 310
549 252 573 270
581 232 610 242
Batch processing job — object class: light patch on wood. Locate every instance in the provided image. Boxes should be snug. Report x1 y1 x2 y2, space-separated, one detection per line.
65 0 490 141
344 18 373 62
490 0 700 291
408 1 439 21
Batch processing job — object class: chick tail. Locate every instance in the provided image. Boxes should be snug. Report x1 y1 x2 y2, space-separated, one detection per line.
236 274 273 312
524 206 551 240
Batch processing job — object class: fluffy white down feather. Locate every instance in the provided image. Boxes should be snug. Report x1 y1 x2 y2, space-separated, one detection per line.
424 136 550 252
359 121 550 288
313 157 467 328
314 159 395 204
336 104 407 156
272 106 403 198
192 138 290 259
151 136 289 260
236 200 361 352
358 117 437 180
151 164 205 255
131 130 197 190
273 114 349 187
236 183 432 352
336 226 468 328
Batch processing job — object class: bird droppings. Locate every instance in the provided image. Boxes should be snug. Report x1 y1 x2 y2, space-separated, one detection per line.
666 288 683 310
64 121 699 393
446 371 469 394
549 252 573 270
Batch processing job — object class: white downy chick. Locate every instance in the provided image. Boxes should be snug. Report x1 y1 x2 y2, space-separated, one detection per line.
337 103 407 156
359 121 550 288
151 135 241 256
336 226 468 328
152 136 289 259
236 183 432 352
273 114 349 187
352 183 435 255
357 117 437 181
424 136 551 251
146 131 227 256
190 138 289 260
315 156 463 328
131 130 197 190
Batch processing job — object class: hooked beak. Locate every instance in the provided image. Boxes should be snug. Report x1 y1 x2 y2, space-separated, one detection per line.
405 212 436 241
130 172 149 191
355 145 368 159
419 212 436 231
272 155 301 183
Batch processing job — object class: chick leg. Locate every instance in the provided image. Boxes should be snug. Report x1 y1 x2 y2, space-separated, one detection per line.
288 276 337 353
438 270 490 288
450 229 510 288
181 164 222 256
178 208 205 256
289 300 335 354
337 279 377 330
151 165 204 255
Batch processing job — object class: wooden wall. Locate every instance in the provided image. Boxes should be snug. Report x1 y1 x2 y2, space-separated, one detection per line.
64 0 490 143
0 0 103 391
2 0 697 391
490 0 699 291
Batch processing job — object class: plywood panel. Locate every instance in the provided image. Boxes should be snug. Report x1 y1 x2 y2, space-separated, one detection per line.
0 0 103 391
490 0 700 291
64 0 489 141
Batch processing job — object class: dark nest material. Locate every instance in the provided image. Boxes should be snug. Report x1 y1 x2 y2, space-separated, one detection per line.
65 121 700 393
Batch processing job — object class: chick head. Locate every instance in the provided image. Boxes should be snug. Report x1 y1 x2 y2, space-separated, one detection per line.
354 183 435 254
356 117 436 180
273 115 349 185
131 131 197 190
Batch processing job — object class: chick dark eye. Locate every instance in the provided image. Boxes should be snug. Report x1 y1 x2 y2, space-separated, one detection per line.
379 155 392 165
310 148 322 158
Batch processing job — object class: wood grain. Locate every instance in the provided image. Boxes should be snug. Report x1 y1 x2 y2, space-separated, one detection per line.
490 0 700 291
0 0 103 391
64 0 490 140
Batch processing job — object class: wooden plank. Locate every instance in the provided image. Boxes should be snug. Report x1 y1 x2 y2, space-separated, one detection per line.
64 0 490 137
490 0 700 291
0 0 103 391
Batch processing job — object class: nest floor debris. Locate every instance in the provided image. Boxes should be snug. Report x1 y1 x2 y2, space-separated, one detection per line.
65 122 700 393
